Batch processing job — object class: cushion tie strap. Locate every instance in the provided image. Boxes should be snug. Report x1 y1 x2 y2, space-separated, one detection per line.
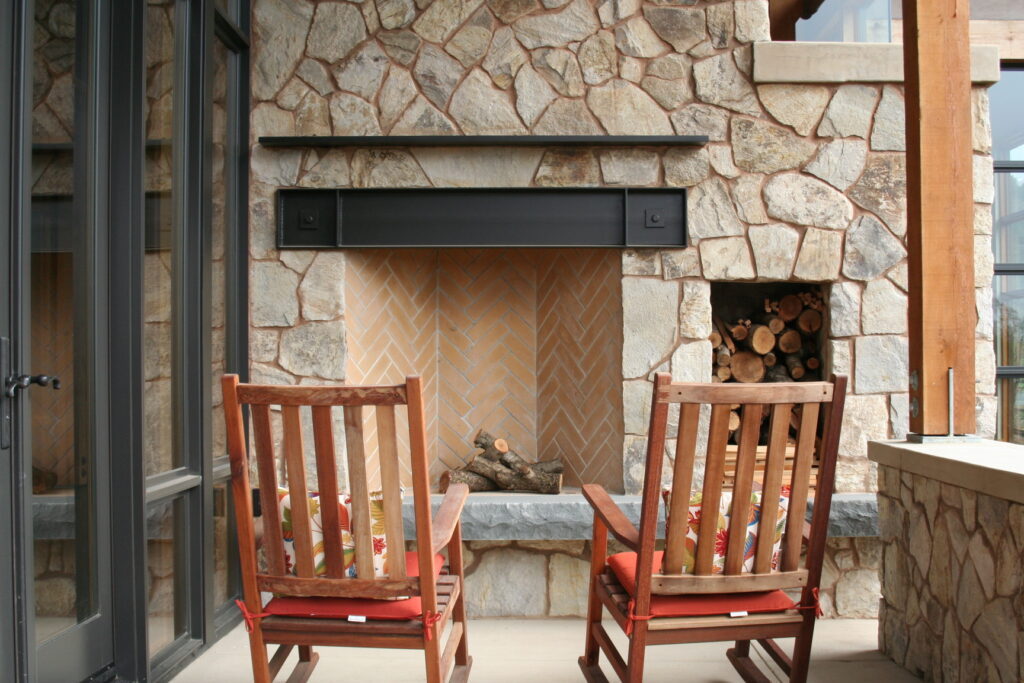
420 610 443 641
625 599 653 636
795 587 823 618
235 599 273 633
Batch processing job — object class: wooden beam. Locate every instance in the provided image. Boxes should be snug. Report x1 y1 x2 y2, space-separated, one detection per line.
902 0 977 435
892 19 1024 61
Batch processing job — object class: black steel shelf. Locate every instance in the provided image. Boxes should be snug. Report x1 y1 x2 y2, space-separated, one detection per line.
259 135 708 148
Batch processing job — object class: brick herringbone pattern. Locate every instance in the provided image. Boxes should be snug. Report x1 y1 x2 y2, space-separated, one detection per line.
345 250 439 488
536 251 623 490
436 250 538 481
30 253 77 485
344 249 623 490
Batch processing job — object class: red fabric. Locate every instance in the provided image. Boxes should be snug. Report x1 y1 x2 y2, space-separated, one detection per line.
607 551 797 618
265 552 445 621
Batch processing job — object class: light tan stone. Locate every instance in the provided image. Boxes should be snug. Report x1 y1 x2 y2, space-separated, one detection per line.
251 0 313 100
734 0 770 43
862 279 907 334
854 335 908 394
974 154 994 204
643 6 706 53
749 223 799 280
793 228 842 281
351 149 430 187
328 92 382 135
487 0 536 23
756 84 829 136
251 102 295 139
693 52 759 115
251 261 300 327
640 77 691 111
817 84 878 139
623 379 653 434
512 0 599 49
972 87 992 154
294 91 331 136
663 147 709 188
445 8 493 66
514 64 558 126
299 252 346 321
378 67 418 131
532 98 603 134
732 174 767 224
622 277 679 378
678 280 711 339
465 548 547 616
390 96 458 135
307 2 366 64
586 79 672 135
413 147 542 187
333 42 390 101
838 394 888 458
414 44 465 109
804 139 868 192
615 16 669 58
578 31 617 86
548 553 590 616
871 85 906 152
687 176 742 238
671 104 728 140
535 149 599 186
764 173 853 229
531 48 585 97
662 248 700 279
731 117 817 174
599 149 659 186
413 0 485 44
449 69 527 134
699 237 755 280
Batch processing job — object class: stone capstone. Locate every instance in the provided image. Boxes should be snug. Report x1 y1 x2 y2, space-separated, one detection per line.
622 277 679 378
817 84 879 139
643 6 706 54
687 176 743 238
251 261 300 327
586 79 672 135
512 0 599 49
843 214 906 281
854 335 908 394
793 228 843 281
730 117 816 174
693 52 759 115
871 85 906 151
748 223 799 280
306 2 366 64
699 237 755 280
849 153 907 237
756 84 830 136
804 139 867 192
763 173 853 229
449 68 527 134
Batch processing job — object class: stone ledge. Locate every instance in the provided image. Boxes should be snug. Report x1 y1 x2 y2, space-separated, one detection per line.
868 438 1024 504
752 42 1000 85
403 491 877 540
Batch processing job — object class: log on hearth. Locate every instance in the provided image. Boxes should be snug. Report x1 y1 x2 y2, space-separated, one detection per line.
440 429 563 494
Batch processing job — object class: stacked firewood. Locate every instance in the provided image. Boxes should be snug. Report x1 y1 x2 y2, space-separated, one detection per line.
440 429 564 494
709 292 824 384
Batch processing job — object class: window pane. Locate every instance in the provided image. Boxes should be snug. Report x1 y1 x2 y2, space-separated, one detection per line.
991 70 1024 163
147 497 186 656
993 172 1024 264
144 1 179 476
997 378 1024 444
994 274 1024 367
213 483 232 606
796 0 891 42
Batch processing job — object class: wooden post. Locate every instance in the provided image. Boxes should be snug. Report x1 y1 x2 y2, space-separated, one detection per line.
902 0 976 435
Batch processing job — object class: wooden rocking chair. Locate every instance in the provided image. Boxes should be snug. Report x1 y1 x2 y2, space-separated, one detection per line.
579 373 847 683
222 374 471 683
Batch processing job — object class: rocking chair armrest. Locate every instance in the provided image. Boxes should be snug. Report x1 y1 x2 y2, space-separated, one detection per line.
431 483 469 555
582 484 640 552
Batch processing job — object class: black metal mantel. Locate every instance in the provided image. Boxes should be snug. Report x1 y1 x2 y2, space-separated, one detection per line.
259 135 709 147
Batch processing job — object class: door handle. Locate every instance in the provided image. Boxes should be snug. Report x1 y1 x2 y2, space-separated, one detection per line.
4 374 61 398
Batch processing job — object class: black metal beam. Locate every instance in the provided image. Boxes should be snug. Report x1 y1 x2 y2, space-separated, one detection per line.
259 135 709 148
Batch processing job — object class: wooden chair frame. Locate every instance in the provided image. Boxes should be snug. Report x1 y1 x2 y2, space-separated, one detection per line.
579 373 847 683
223 374 472 683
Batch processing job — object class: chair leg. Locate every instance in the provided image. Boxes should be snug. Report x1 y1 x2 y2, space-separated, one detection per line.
425 627 444 683
788 616 816 683
583 520 608 668
726 646 771 683
246 628 272 683
624 623 648 683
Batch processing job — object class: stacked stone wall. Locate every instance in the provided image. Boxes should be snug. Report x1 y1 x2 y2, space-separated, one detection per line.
877 465 1024 681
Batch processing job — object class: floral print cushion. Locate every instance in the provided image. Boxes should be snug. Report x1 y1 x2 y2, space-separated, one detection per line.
661 487 790 574
278 488 397 579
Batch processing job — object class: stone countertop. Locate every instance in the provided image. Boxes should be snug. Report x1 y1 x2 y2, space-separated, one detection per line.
868 438 1024 504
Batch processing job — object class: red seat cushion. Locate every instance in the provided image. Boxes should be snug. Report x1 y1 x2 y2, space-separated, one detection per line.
606 551 797 618
265 551 445 621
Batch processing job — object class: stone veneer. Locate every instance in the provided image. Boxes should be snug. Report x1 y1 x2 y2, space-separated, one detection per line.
873 451 1024 681
246 0 999 617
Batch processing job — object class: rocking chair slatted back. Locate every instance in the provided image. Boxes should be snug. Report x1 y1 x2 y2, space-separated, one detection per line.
646 375 845 595
225 376 429 602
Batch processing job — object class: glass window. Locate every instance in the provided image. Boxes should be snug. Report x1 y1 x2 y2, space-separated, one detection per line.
993 172 1024 264
147 496 186 655
990 70 1024 163
997 378 1024 445
144 0 179 476
796 0 892 42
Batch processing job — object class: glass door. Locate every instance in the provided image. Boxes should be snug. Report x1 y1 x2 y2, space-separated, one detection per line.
4 0 113 679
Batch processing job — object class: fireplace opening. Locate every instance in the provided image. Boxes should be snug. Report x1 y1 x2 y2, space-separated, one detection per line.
344 248 625 493
710 282 827 385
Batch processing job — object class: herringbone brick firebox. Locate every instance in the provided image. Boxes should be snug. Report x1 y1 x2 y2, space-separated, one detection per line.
345 248 624 491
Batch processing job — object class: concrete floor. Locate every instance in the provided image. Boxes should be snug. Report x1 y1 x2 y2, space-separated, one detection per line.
172 618 918 682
